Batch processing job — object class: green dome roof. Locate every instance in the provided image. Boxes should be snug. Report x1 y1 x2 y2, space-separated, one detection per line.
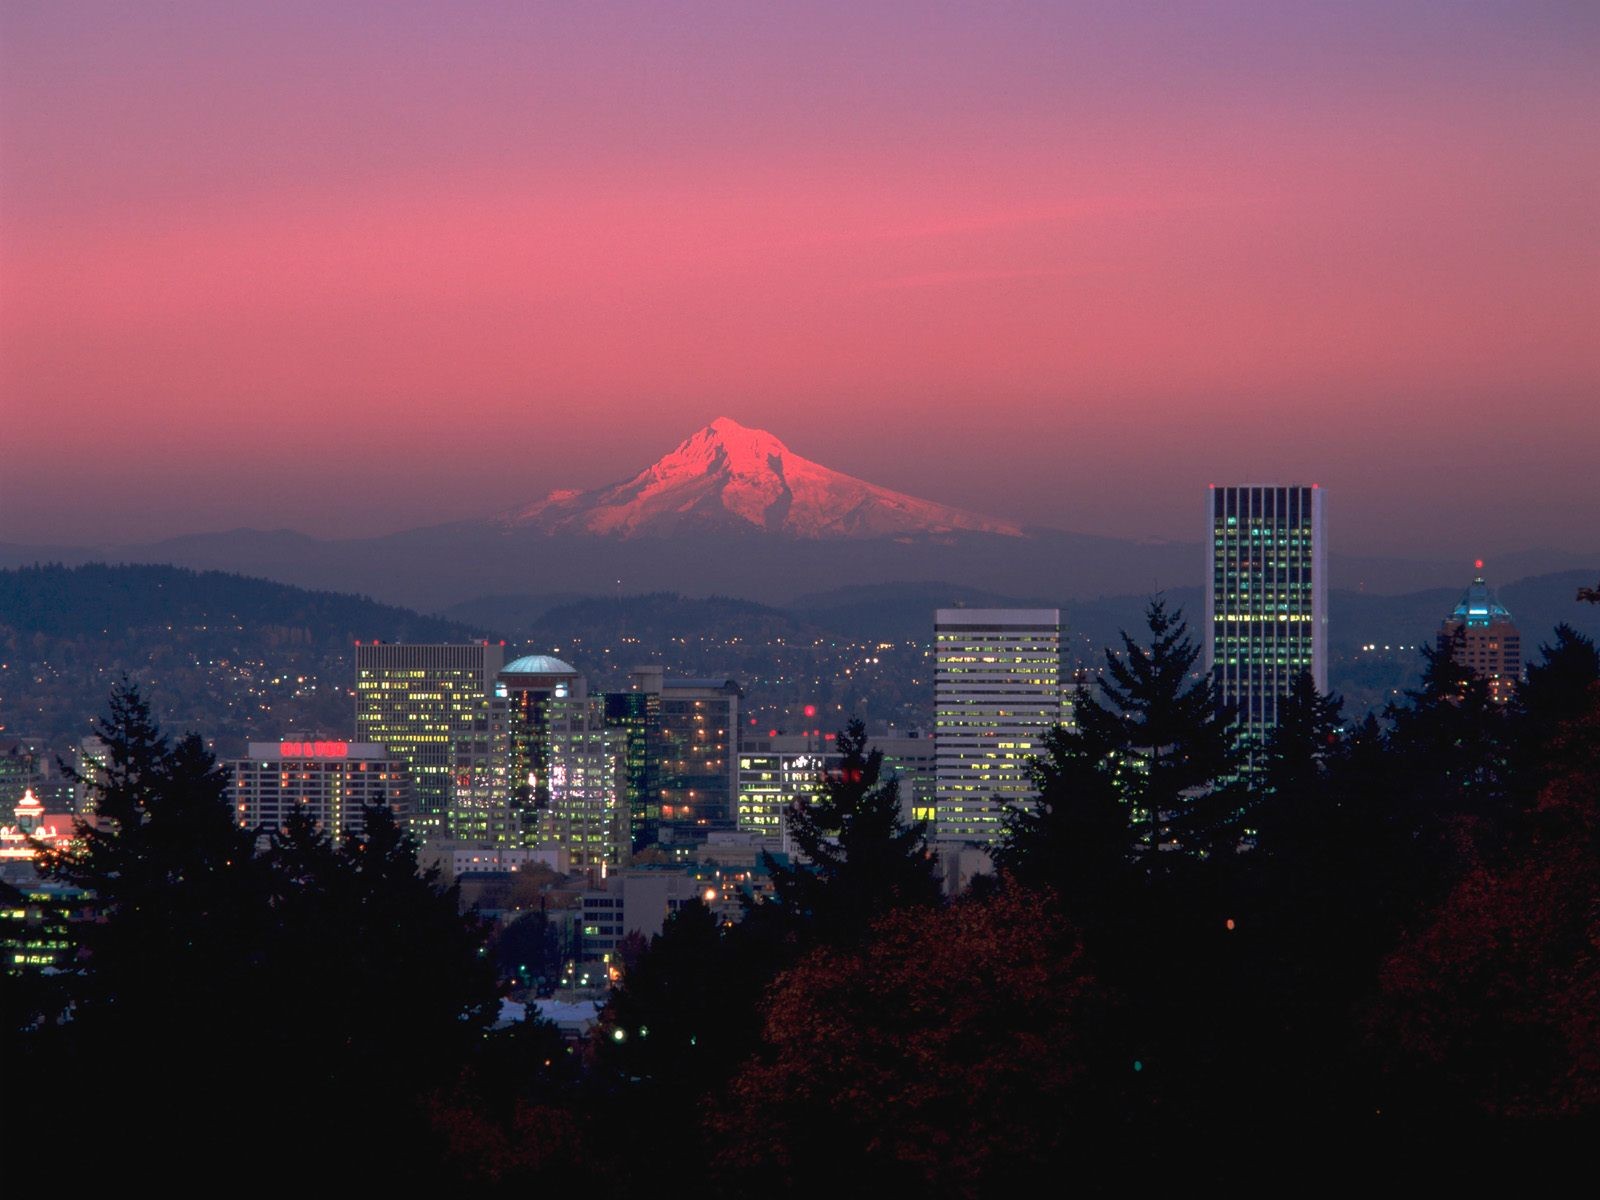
501 654 578 676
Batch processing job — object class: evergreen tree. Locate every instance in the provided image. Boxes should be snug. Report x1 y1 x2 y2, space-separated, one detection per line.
1251 670 1345 852
992 718 1132 909
763 717 941 943
1515 624 1600 738
1260 670 1344 795
1386 637 1512 855
1073 600 1245 861
44 681 266 1034
25 683 499 1184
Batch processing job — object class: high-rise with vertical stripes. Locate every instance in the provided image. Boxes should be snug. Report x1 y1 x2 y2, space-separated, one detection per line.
933 608 1062 845
1204 485 1327 760
355 642 504 837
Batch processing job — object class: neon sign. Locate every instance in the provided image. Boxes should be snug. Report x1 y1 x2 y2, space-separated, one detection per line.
280 740 350 758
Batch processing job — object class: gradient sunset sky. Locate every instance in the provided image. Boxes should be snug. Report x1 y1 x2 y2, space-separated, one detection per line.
2 1 1595 557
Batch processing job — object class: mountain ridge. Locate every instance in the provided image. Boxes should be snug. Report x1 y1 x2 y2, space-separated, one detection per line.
499 417 1025 540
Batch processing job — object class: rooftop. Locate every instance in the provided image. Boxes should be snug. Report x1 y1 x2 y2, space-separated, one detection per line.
500 654 579 676
1448 573 1515 628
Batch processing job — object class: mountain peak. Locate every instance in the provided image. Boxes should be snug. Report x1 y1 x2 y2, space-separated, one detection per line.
501 420 1024 540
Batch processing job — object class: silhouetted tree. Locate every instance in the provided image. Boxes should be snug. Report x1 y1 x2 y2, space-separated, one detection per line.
1251 670 1345 851
1071 599 1245 861
1371 689 1600 1119
1515 623 1600 743
1386 637 1513 869
20 683 500 1185
763 717 941 943
599 900 732 1090
44 682 266 1040
992 720 1132 914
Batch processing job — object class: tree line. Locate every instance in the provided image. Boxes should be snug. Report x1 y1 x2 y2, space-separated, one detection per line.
5 596 1600 1190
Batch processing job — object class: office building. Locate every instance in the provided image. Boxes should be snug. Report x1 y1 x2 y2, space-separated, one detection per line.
577 868 705 960
1439 564 1522 704
605 689 661 853
1204 485 1327 759
228 740 412 836
628 667 741 851
449 698 515 844
737 729 936 852
933 609 1063 845
0 740 45 809
497 656 625 870
355 642 504 836
737 732 841 852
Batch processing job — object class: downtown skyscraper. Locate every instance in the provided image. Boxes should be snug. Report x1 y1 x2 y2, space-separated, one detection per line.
1204 485 1327 758
1438 564 1522 704
933 608 1063 846
355 642 504 837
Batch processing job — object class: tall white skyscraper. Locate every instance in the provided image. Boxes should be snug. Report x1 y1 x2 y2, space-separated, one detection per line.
1203 485 1327 758
933 608 1063 845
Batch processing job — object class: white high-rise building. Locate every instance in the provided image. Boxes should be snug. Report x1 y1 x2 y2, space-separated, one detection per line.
1203 485 1328 760
933 608 1063 845
229 740 413 837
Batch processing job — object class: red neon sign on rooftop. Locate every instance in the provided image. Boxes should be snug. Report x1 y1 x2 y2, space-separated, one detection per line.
280 740 349 759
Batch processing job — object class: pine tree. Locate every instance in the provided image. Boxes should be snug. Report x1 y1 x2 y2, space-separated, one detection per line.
992 719 1132 908
30 684 499 1182
45 681 265 1031
1516 623 1600 737
763 717 941 943
1073 600 1245 861
1249 670 1345 854
1260 670 1344 795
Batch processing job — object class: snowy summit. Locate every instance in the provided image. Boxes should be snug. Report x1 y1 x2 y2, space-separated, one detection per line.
501 417 1023 540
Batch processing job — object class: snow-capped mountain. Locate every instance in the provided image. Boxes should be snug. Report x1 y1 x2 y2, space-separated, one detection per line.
500 417 1025 540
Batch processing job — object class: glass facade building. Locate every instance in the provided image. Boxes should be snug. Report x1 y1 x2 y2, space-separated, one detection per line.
628 667 741 851
491 656 625 869
933 608 1063 845
604 690 661 853
1203 485 1327 760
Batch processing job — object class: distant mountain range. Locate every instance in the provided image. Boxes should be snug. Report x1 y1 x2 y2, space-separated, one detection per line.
2 418 1594 610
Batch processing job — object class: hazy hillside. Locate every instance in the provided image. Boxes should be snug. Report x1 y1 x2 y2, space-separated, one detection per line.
6 564 1594 759
0 563 492 750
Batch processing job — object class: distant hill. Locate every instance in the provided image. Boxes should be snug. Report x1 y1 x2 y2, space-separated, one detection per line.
5 563 1595 757
0 563 492 750
437 592 590 635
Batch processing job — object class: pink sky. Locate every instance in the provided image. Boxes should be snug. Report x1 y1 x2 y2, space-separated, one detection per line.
2 2 1596 557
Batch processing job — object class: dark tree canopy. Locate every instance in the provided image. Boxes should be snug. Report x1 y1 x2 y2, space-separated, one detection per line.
1065 599 1245 860
762 716 941 942
992 721 1132 909
16 682 499 1186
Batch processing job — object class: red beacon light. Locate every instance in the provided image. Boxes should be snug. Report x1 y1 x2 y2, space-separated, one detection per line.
1474 558 1485 571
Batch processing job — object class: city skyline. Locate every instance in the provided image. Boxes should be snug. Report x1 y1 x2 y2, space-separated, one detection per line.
3 3 1596 559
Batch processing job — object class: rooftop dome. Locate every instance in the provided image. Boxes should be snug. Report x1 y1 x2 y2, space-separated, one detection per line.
501 654 579 676
1449 575 1514 628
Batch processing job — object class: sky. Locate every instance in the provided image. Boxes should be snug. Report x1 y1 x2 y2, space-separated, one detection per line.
2 1 1596 558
